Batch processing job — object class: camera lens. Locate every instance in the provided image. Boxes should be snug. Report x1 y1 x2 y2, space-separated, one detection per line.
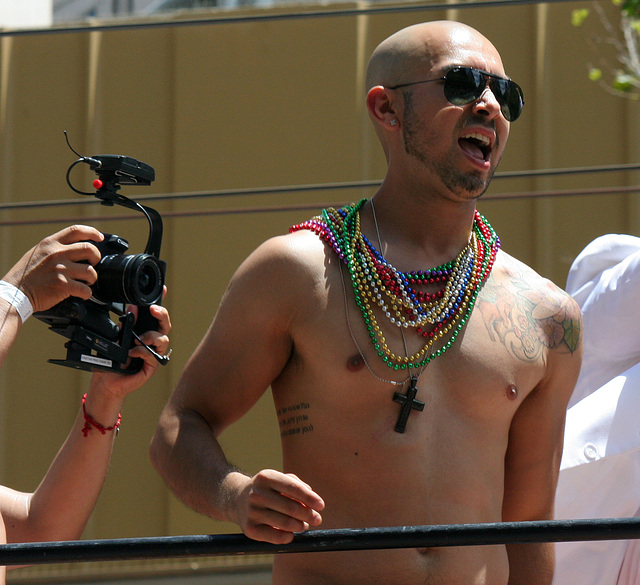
137 264 157 296
93 253 164 306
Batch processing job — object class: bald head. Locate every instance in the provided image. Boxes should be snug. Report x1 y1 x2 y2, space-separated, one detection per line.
365 21 504 91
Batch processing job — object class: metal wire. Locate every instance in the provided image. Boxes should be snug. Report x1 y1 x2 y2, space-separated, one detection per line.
1 185 638 229
0 0 589 38
1 182 639 229
1 162 639 229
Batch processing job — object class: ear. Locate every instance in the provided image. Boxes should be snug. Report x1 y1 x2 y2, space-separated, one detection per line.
366 85 400 130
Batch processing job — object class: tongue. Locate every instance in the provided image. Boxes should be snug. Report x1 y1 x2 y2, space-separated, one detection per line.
459 138 484 161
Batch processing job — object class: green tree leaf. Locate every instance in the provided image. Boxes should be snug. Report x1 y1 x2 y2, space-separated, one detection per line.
588 68 603 81
613 72 638 91
572 8 591 26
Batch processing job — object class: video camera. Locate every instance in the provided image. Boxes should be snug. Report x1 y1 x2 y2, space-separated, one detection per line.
34 138 169 374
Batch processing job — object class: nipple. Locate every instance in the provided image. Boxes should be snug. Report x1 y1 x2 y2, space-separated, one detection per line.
506 384 518 401
346 354 365 372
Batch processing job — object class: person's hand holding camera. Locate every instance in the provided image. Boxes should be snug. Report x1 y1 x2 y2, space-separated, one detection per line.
2 225 104 313
89 300 171 402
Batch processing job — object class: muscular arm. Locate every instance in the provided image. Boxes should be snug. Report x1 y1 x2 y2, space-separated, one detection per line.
150 234 324 544
498 280 583 584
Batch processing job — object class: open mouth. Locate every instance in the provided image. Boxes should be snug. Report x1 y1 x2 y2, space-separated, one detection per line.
459 131 492 162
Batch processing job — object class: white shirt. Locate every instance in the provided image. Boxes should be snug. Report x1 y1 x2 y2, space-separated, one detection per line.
554 234 640 585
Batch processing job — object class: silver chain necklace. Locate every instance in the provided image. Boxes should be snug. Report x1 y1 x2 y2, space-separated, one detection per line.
370 198 429 381
338 198 429 388
339 260 406 387
339 198 429 432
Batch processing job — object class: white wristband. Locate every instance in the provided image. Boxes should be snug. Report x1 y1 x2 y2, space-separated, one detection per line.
0 281 34 323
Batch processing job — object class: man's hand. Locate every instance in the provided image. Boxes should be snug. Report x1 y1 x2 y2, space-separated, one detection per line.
3 225 104 313
226 469 325 544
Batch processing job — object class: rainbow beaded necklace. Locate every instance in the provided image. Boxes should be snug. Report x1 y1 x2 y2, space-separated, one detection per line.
290 198 500 372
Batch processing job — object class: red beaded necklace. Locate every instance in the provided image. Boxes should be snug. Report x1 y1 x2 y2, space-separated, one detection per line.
290 198 500 372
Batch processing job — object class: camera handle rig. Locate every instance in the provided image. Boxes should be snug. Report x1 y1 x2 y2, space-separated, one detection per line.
41 136 169 374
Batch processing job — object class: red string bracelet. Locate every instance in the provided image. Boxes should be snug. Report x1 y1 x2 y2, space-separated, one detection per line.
81 393 122 437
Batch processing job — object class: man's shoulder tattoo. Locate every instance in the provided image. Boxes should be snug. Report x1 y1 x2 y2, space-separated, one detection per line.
476 267 582 362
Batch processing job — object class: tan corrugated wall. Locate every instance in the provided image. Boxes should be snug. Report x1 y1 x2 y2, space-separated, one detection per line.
0 1 638 580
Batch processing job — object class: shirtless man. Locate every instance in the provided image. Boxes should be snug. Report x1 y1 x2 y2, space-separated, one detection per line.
0 225 171 583
150 21 582 585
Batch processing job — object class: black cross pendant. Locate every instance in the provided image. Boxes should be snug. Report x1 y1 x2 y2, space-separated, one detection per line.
393 376 425 433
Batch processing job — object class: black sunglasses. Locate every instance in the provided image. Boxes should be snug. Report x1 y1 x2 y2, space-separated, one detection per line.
387 66 525 122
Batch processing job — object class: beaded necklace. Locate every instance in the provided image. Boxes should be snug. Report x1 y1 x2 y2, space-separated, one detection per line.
290 198 500 374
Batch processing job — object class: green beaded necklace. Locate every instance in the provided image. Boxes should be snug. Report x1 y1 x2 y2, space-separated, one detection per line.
290 198 500 372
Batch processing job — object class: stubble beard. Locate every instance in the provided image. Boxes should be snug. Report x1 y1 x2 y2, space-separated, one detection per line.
402 95 495 199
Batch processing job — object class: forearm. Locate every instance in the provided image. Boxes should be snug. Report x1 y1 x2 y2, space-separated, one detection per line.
503 489 556 585
4 389 124 543
0 302 22 368
150 413 325 545
507 542 554 585
150 408 245 524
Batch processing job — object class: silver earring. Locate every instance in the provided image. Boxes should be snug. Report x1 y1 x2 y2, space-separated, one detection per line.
390 119 397 126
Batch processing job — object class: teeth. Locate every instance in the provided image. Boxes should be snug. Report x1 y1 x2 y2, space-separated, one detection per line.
462 132 490 146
